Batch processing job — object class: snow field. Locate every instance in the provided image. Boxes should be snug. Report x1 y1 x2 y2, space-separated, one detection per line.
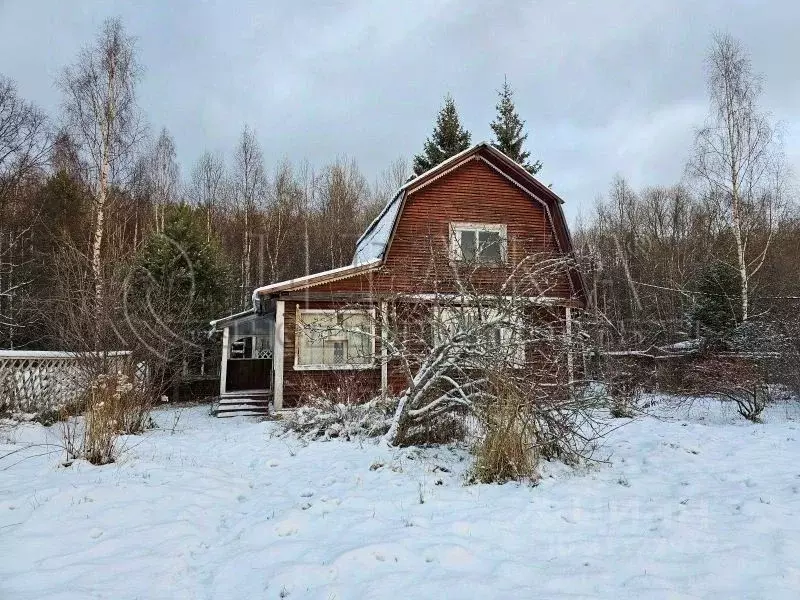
1 399 799 599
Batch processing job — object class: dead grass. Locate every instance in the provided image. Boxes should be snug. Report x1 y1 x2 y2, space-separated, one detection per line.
470 387 539 484
60 371 154 465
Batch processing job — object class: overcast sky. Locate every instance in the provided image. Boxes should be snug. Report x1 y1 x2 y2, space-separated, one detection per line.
1 0 798 222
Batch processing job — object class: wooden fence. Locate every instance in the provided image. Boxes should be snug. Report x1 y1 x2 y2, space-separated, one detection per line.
0 350 134 414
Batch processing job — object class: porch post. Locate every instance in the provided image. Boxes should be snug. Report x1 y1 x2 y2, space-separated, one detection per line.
565 306 574 384
273 300 285 410
220 326 230 396
380 300 388 397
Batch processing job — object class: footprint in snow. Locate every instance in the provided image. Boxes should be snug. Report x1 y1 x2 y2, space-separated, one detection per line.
276 521 299 537
299 490 314 498
268 459 280 467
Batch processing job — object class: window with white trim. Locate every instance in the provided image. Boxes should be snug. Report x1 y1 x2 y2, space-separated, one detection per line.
450 223 507 264
295 308 375 370
435 306 525 367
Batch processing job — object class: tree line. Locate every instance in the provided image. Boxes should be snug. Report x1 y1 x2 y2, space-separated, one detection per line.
0 18 542 354
577 34 797 362
1 19 797 372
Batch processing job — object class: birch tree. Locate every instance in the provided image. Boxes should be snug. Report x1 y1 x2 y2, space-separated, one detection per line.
689 33 786 321
263 160 302 282
190 151 226 242
148 127 180 233
232 126 265 305
58 18 143 329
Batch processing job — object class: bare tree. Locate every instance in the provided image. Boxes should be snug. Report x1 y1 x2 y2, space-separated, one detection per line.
232 126 266 306
0 76 49 201
190 151 226 241
148 127 180 233
263 159 302 282
315 157 369 271
58 18 144 333
0 77 49 347
689 33 786 321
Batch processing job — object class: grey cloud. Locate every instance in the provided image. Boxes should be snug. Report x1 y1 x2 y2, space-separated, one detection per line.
1 0 797 222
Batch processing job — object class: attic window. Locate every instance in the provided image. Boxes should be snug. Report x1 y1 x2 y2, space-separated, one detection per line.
450 223 507 264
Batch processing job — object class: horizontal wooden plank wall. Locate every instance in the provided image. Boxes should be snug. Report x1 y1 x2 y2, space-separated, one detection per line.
310 158 573 298
281 299 382 408
275 154 582 407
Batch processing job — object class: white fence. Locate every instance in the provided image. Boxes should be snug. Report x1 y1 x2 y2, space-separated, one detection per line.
0 350 133 414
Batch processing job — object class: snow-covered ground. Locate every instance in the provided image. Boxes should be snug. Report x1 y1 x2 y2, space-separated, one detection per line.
2 399 800 599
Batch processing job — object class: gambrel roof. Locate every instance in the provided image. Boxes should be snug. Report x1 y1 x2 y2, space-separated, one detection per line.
353 141 575 266
213 141 586 328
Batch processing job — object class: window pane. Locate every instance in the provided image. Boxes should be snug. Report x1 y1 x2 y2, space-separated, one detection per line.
478 231 502 262
459 230 476 261
298 310 374 366
323 340 347 364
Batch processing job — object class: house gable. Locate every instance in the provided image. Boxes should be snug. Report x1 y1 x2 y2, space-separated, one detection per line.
252 142 585 303
383 154 562 269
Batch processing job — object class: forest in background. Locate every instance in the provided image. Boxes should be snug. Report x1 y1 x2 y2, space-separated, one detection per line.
1 18 798 370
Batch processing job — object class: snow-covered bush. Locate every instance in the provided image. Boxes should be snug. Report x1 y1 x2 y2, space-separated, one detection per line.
282 396 396 441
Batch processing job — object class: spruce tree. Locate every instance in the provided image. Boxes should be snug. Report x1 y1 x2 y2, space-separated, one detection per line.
413 94 472 175
690 262 740 343
136 204 229 327
490 79 542 175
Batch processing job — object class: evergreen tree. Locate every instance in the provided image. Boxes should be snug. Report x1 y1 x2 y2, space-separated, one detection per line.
136 204 229 328
690 262 740 343
490 79 542 175
413 94 471 175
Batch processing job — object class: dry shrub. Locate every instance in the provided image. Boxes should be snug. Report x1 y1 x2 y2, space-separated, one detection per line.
603 358 649 418
683 356 771 422
395 411 467 446
471 394 537 484
60 371 154 465
82 379 119 465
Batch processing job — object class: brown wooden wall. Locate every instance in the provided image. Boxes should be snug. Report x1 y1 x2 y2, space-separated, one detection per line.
276 155 582 407
279 298 571 408
309 157 574 298
281 299 382 408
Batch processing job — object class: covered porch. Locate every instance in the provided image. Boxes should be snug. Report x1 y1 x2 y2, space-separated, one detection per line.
212 308 280 416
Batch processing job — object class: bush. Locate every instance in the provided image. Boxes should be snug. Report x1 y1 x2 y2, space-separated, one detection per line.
60 371 154 465
283 395 396 440
471 395 537 484
718 383 769 423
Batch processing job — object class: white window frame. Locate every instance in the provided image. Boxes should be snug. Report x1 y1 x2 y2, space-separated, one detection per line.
294 308 376 371
449 222 508 264
435 305 525 367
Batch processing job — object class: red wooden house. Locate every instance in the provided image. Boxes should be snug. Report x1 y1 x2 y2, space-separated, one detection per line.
211 142 586 416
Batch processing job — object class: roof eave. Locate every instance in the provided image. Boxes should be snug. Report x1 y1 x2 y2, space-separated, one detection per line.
251 258 383 299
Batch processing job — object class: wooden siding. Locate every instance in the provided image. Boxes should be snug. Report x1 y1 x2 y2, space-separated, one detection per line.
309 156 574 298
281 299 382 408
274 151 583 406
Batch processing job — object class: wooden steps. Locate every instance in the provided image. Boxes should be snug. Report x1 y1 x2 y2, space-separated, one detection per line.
214 392 272 417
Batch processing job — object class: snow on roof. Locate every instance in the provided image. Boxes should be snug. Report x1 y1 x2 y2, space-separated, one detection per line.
251 258 382 299
352 190 404 265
